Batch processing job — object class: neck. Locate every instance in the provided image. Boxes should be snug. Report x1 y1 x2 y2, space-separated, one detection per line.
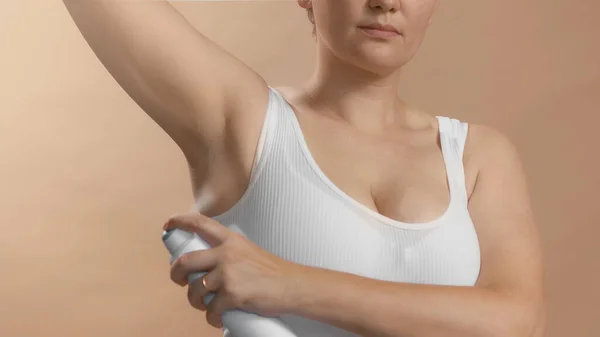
301 41 407 132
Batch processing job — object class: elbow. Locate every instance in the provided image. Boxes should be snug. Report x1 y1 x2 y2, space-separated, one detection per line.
490 298 545 337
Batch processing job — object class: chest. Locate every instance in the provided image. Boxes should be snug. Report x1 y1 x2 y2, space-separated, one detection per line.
212 103 481 286
217 172 481 286
297 114 459 224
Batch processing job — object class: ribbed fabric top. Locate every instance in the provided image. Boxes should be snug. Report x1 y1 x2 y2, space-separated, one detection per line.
212 88 481 337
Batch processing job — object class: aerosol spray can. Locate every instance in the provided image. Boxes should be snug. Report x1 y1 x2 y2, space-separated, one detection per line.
162 228 298 337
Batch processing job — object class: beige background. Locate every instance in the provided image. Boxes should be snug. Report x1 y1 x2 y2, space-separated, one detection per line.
1 1 599 336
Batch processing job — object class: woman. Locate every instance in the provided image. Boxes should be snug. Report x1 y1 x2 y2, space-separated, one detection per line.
62 0 545 336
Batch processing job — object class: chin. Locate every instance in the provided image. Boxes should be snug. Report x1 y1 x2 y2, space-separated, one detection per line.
353 46 408 76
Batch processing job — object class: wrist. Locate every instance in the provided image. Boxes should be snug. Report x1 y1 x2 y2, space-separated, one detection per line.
279 263 314 315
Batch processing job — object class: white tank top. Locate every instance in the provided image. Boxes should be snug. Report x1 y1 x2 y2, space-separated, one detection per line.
211 88 481 337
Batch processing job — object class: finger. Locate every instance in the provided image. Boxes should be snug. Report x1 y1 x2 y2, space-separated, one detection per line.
205 291 233 329
164 212 231 247
187 277 207 311
187 268 221 311
199 266 221 292
170 248 219 287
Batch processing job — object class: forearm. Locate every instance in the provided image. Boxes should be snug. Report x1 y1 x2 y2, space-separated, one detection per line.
283 265 541 337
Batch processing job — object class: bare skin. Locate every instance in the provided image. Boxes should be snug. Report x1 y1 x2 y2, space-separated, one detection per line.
63 0 545 336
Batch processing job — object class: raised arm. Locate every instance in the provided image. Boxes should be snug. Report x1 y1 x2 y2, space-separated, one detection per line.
61 0 269 163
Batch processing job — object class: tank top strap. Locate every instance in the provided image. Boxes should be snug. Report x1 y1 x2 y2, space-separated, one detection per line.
247 87 283 179
436 116 470 206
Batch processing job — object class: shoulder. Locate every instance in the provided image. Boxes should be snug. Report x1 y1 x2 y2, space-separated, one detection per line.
462 122 525 184
437 119 527 200
465 123 521 162
434 116 522 169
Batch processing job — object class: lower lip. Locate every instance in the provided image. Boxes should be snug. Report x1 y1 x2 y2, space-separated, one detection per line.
359 27 400 39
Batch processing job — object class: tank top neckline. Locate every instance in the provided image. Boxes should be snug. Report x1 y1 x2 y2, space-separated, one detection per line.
270 87 460 231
